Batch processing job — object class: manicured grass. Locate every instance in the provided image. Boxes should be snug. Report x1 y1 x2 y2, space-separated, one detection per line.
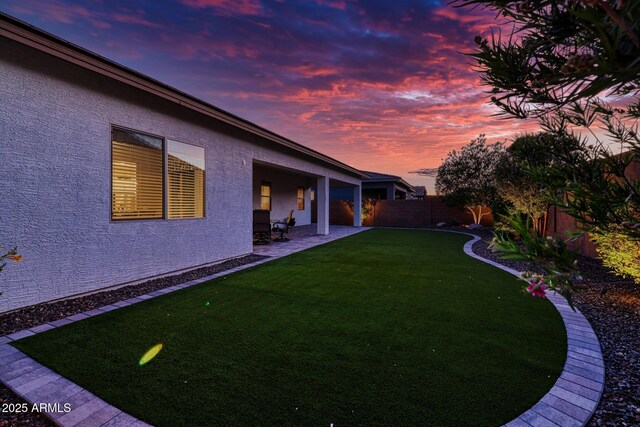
14 229 566 426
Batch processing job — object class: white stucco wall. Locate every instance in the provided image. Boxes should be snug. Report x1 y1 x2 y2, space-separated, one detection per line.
0 39 360 312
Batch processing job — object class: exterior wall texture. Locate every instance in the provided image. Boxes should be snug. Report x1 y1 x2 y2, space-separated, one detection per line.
0 39 359 312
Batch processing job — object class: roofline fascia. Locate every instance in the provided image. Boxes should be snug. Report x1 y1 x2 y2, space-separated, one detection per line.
364 178 414 189
0 12 368 179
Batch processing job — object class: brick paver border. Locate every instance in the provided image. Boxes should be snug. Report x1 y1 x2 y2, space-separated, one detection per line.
0 227 603 426
453 230 604 427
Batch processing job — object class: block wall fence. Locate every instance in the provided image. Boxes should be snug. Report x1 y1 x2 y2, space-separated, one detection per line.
546 207 598 258
336 200 599 259
328 197 620 260
546 159 639 258
329 196 494 228
328 158 640 258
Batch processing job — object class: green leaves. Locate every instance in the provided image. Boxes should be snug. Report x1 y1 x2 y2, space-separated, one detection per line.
591 228 640 284
492 213 580 310
0 246 20 272
495 130 587 236
454 0 640 296
454 0 640 115
425 135 507 223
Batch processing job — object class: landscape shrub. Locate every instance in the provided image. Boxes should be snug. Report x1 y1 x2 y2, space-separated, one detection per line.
591 230 640 284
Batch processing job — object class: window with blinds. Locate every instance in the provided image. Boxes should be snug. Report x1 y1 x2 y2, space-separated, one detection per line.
260 182 271 210
111 128 164 220
297 186 305 210
168 140 205 219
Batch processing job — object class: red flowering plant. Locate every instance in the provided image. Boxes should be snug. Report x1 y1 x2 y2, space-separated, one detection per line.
1 246 23 297
491 214 582 310
525 276 547 298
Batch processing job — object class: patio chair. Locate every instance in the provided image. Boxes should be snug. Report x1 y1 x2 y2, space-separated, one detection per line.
253 209 271 245
272 209 295 242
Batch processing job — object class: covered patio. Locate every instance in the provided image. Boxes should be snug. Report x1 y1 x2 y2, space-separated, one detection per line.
252 160 362 239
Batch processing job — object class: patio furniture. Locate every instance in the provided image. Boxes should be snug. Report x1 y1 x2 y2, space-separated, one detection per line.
253 209 272 245
272 210 295 242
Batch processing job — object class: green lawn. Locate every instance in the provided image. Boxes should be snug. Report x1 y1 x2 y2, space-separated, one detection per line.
14 229 566 426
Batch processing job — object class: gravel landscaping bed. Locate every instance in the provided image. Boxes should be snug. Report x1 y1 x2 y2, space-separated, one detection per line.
0 386 52 427
0 253 268 426
470 229 640 427
0 254 268 336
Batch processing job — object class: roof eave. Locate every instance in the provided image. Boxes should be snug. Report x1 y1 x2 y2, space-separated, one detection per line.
0 12 367 179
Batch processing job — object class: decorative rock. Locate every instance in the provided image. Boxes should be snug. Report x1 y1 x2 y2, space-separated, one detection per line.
0 254 268 336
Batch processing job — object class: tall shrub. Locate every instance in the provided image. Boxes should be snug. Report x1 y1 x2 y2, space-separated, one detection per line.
414 135 506 224
495 131 587 236
456 0 640 299
591 229 640 284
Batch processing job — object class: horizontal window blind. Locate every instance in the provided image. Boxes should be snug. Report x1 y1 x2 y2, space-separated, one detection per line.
297 186 305 210
112 129 164 220
168 140 205 219
260 182 271 210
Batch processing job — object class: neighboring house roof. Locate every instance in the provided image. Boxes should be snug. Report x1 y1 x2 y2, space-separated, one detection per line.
361 171 415 192
0 12 367 179
413 186 427 196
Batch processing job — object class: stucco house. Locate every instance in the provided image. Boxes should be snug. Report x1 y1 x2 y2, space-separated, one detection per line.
0 13 364 313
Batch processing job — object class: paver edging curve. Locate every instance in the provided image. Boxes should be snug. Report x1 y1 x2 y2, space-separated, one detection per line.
433 229 604 427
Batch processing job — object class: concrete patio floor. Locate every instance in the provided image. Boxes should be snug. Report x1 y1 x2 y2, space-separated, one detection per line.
253 224 370 258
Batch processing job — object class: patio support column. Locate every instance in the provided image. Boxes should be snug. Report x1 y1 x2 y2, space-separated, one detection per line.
317 175 329 235
353 184 362 227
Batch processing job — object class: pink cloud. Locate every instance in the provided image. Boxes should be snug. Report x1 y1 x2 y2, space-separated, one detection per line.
285 64 341 78
180 0 262 16
4 0 111 28
433 7 490 24
315 0 347 10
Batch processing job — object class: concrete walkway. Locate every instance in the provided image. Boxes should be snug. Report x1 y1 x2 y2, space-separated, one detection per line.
253 224 370 257
0 225 369 427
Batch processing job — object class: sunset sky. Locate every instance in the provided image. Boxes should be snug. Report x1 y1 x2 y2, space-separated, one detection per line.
1 0 540 192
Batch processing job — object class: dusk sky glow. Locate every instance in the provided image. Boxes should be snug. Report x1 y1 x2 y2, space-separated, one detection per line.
1 0 541 191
